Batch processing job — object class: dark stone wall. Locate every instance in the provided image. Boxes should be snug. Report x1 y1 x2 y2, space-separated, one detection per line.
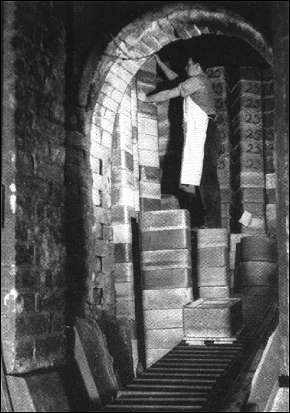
2 1 67 373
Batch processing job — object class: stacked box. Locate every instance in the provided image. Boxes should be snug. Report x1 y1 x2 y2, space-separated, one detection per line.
230 68 266 234
237 235 278 326
111 84 139 322
160 194 180 210
183 298 243 341
137 58 161 211
207 67 232 230
139 209 193 366
193 228 230 299
265 173 277 236
237 235 277 290
262 68 275 174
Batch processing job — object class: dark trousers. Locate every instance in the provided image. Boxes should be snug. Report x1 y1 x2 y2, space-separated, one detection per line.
179 119 221 228
199 119 221 228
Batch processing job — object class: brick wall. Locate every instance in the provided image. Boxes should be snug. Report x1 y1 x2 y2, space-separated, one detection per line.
2 1 67 374
137 58 161 211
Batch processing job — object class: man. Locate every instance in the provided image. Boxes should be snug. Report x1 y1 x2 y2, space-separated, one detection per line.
140 55 221 228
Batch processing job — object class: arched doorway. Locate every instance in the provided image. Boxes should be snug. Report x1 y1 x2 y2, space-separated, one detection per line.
79 2 274 376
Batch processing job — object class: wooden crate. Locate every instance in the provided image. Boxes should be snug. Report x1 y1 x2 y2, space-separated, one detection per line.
141 249 191 269
197 246 229 267
143 309 184 329
183 298 243 339
142 288 193 310
197 266 229 287
199 286 230 299
193 228 228 248
140 209 190 232
141 228 191 251
142 267 192 289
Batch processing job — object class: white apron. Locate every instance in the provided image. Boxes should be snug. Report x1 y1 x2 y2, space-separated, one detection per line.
180 96 209 186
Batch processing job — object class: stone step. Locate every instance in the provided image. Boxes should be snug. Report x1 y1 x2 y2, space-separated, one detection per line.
118 391 207 398
103 404 203 411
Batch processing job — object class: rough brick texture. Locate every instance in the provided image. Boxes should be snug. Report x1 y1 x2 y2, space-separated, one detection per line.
2 1 67 374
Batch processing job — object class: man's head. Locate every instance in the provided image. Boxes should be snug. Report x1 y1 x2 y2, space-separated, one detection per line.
186 58 202 76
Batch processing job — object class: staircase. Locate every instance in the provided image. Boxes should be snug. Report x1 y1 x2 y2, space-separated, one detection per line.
100 213 278 412
100 296 278 412
102 340 244 412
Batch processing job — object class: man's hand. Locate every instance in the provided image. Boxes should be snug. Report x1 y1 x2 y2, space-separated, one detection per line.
153 54 178 81
154 54 162 65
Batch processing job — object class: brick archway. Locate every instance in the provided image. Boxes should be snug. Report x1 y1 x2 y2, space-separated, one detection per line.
88 3 272 126
71 2 275 377
84 3 273 319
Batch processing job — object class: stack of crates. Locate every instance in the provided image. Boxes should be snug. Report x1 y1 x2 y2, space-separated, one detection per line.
262 68 275 175
139 209 193 367
230 67 266 235
193 228 230 299
160 194 180 210
207 66 232 231
265 172 277 236
262 68 276 237
136 58 162 212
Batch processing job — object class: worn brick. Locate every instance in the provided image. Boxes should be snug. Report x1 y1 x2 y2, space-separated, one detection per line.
15 338 34 366
114 263 134 282
140 197 161 211
35 333 66 361
16 312 50 338
116 298 135 318
113 223 132 244
111 186 135 208
39 289 65 312
51 312 65 332
111 205 135 224
114 243 132 263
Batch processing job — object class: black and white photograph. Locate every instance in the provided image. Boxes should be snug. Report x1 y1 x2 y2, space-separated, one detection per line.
1 1 289 411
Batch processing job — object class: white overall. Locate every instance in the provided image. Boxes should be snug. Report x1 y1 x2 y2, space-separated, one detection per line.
180 96 209 186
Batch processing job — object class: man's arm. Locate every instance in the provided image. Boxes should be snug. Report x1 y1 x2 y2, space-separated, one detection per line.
179 77 204 97
155 55 178 81
145 86 180 103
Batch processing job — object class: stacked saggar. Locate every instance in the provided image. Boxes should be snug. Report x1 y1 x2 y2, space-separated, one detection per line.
230 68 266 235
194 228 230 299
139 209 193 367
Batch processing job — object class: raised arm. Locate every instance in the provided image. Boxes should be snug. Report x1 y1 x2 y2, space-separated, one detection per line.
144 85 180 103
155 55 178 81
